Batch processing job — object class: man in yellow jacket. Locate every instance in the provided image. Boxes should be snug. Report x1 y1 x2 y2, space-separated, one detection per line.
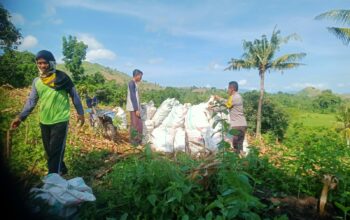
215 81 247 153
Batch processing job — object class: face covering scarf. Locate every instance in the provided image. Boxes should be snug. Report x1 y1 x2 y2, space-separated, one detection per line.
37 60 74 91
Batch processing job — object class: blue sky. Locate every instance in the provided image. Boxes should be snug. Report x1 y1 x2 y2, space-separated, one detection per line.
3 0 350 93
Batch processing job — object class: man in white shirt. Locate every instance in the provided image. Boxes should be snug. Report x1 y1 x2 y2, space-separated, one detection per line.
126 69 143 145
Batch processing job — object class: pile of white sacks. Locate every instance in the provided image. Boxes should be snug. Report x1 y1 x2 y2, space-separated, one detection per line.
112 106 128 129
140 97 248 155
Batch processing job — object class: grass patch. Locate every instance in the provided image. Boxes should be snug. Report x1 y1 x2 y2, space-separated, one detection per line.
285 107 338 128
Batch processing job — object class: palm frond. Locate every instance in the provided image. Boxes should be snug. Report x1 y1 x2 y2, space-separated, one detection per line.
271 53 306 67
327 27 350 45
225 59 255 71
270 29 281 50
316 10 350 25
272 62 305 71
283 33 302 43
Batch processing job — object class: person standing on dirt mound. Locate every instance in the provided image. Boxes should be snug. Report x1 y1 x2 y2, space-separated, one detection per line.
11 50 85 175
215 81 247 153
126 69 143 146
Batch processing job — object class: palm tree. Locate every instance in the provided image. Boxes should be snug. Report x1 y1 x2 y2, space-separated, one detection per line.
336 105 350 147
316 10 350 45
226 28 306 138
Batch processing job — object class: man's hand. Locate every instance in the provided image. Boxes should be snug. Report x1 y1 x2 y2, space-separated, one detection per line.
10 117 22 130
214 95 221 100
77 114 85 126
135 110 141 118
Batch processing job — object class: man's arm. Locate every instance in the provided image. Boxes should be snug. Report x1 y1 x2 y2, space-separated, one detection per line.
214 95 233 109
19 78 39 121
68 87 84 115
68 86 85 126
11 78 39 129
129 81 139 111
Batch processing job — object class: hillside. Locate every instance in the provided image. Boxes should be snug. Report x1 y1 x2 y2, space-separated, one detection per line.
297 87 323 97
57 62 162 91
55 62 350 101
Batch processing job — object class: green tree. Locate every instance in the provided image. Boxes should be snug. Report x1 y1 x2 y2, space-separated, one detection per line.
62 35 88 82
0 50 37 87
243 91 289 140
316 10 350 45
94 81 127 106
91 72 105 84
337 105 350 147
313 90 342 113
225 28 306 138
0 4 21 50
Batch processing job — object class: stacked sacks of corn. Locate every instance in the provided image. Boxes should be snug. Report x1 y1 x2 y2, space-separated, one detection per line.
184 103 211 155
141 101 157 144
141 100 157 121
183 98 227 156
145 96 249 155
152 98 179 127
151 102 188 152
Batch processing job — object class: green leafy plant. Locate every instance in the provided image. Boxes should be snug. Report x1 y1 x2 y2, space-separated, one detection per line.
335 202 350 220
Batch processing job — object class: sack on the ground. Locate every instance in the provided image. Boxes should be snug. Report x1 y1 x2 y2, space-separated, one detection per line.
112 106 127 129
174 128 186 152
161 104 188 129
204 112 227 152
186 129 206 155
152 98 179 127
30 173 96 218
243 136 249 153
141 101 157 121
151 127 176 152
184 103 211 132
142 119 155 144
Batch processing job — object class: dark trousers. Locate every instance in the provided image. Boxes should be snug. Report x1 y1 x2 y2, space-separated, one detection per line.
40 121 69 174
129 111 143 145
232 126 247 152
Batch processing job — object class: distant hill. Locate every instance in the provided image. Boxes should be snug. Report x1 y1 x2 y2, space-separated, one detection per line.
296 87 350 101
57 62 162 90
340 94 350 100
297 87 323 97
55 63 347 97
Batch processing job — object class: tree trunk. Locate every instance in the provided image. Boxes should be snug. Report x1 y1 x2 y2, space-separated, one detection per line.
256 70 265 139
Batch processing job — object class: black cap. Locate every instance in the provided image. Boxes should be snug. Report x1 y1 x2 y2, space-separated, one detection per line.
35 50 56 62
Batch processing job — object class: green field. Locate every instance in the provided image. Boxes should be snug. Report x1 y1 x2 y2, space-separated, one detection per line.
286 107 339 128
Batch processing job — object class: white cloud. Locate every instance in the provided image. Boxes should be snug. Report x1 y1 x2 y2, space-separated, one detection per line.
148 58 164 65
246 87 258 91
77 34 117 62
337 83 350 88
125 62 134 68
45 4 57 17
10 13 25 25
78 34 103 50
238 79 247 86
19 35 38 50
43 3 63 25
289 82 326 89
50 0 263 44
86 49 116 62
208 62 225 71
